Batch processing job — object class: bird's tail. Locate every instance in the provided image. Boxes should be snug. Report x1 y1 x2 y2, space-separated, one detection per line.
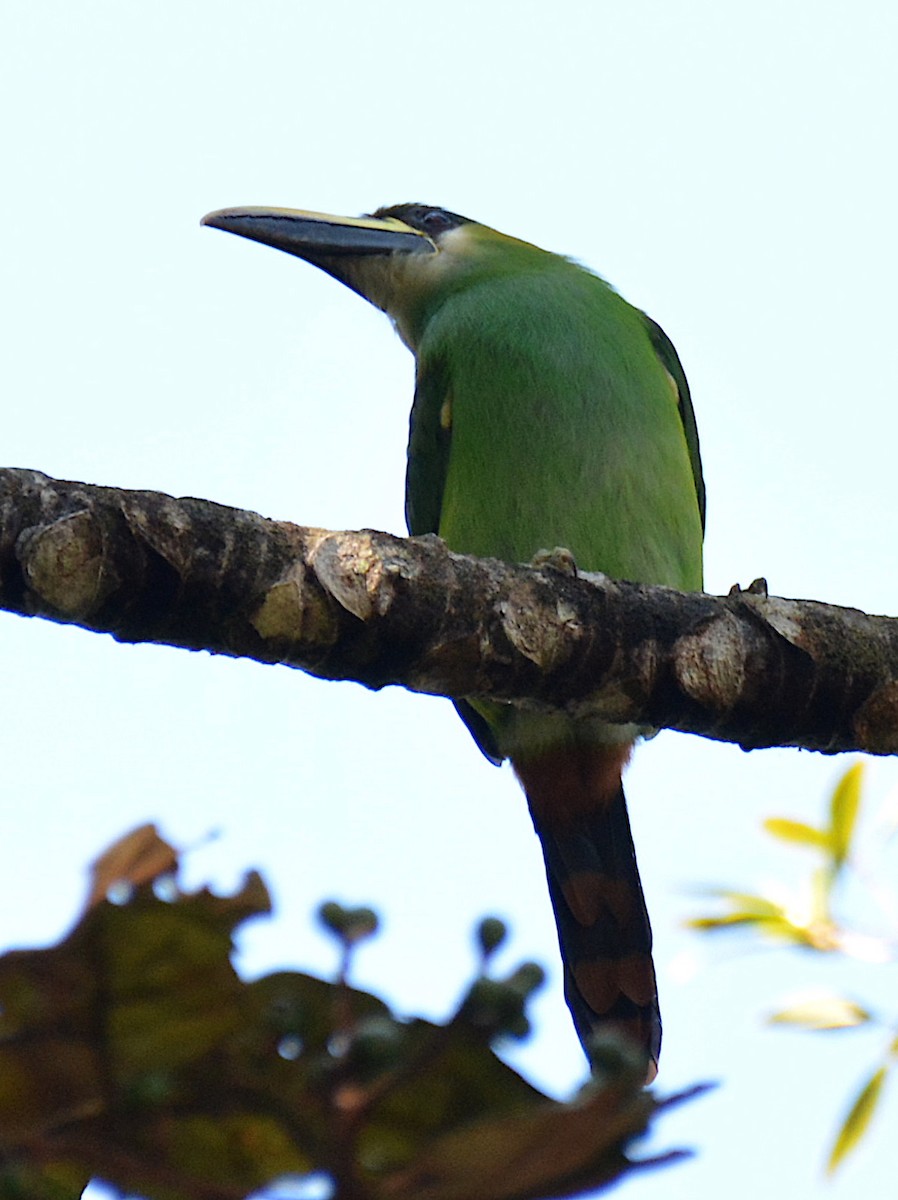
513 744 660 1081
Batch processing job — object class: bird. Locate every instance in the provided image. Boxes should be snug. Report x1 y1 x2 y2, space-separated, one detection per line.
202 203 705 1081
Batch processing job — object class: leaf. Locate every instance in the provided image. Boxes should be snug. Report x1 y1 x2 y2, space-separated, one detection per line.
763 817 829 851
687 912 786 933
383 1083 706 1200
85 822 179 911
827 1064 888 1174
0 829 703 1200
686 890 790 934
768 995 871 1031
687 886 840 950
0 1162 89 1200
0 867 274 1200
828 762 864 870
808 865 833 927
713 891 788 916
699 890 788 918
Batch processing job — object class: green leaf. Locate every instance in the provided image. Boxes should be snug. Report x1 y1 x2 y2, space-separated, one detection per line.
827 1064 888 1174
0 1163 89 1200
763 817 829 850
828 762 864 870
317 900 380 944
476 916 508 959
768 995 871 1031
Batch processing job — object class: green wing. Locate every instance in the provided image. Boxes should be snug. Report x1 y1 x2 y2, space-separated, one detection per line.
405 353 452 537
643 314 706 532
405 352 503 763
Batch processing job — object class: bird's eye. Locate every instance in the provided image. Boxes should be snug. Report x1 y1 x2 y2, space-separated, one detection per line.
421 209 453 234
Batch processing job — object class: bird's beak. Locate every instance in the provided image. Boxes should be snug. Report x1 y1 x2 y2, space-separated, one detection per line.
201 206 436 300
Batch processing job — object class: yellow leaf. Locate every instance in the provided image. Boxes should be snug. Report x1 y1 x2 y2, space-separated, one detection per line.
767 995 870 1031
712 891 788 919
829 762 864 869
827 1065 888 1174
763 817 828 850
685 891 791 937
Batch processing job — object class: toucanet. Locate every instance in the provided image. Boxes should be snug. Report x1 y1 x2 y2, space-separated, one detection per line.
203 203 705 1080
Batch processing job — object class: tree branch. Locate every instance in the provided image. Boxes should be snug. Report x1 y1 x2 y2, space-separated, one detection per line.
1 467 896 755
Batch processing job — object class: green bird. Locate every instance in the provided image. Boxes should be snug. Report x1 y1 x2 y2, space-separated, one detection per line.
202 203 705 1080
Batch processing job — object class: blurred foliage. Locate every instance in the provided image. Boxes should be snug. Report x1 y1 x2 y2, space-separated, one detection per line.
0 826 703 1200
688 761 898 1173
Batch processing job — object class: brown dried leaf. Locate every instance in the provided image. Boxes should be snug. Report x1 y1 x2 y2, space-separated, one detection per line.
0 831 696 1200
382 1083 702 1200
85 822 179 911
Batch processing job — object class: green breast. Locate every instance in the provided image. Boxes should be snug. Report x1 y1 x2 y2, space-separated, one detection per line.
412 264 703 592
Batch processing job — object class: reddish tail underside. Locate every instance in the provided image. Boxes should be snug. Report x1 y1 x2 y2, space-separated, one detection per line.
513 742 660 1082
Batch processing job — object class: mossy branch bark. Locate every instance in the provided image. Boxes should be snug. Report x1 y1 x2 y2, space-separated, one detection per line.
1 467 896 755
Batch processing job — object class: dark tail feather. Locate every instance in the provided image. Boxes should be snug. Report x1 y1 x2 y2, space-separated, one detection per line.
515 752 660 1079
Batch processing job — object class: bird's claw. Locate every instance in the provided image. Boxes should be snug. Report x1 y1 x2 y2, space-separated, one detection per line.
728 576 769 597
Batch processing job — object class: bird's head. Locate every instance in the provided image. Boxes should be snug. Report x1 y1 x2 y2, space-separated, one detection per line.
201 203 545 348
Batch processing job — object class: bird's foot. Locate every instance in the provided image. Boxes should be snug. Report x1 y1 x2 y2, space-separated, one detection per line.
728 576 769 597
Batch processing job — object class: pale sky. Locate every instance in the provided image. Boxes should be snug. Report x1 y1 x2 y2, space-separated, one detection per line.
3 4 898 1198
